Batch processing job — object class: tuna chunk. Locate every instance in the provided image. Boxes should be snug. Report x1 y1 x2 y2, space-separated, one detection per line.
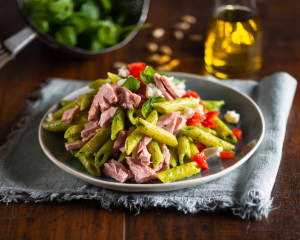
160 143 170 168
103 159 133 183
111 83 122 95
163 119 177 134
139 148 151 166
81 121 100 138
118 87 141 109
112 131 126 157
61 105 80 123
99 107 117 127
88 83 118 121
126 157 157 183
157 112 181 128
132 136 152 158
153 73 183 100
154 74 174 101
119 127 135 153
82 133 95 142
65 141 86 151
173 116 187 136
160 75 183 99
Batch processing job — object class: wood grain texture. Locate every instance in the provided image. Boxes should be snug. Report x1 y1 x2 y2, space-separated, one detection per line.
0 0 299 239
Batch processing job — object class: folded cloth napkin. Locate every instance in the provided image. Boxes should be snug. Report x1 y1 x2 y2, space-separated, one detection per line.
0 72 297 220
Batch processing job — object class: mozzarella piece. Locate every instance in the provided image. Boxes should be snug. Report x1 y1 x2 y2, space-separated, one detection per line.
176 81 186 93
146 83 163 98
117 79 126 86
203 147 223 159
194 104 204 116
181 107 195 119
224 110 240 124
118 66 130 78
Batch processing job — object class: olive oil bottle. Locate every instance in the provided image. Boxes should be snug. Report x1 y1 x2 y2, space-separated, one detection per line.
204 3 263 79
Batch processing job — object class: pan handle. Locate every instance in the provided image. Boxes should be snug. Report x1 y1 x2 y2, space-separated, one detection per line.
0 27 37 69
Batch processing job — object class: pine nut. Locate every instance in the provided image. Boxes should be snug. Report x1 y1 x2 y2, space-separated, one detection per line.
157 55 171 65
146 42 158 53
169 59 181 68
174 30 184 40
147 54 161 62
152 28 165 38
156 64 173 71
113 62 127 69
173 22 190 31
181 15 197 24
159 45 172 55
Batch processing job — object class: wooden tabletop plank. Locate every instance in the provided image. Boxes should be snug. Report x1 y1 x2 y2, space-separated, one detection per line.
0 0 300 239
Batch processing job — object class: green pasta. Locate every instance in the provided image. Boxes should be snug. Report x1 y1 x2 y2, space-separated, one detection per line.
88 79 108 89
95 138 115 167
200 100 225 112
137 118 178 148
152 98 198 114
189 142 199 161
64 125 84 139
126 109 140 125
212 117 237 144
107 72 121 83
169 147 179 168
199 125 218 136
42 115 89 132
118 152 127 163
60 100 71 107
157 162 201 183
125 110 158 155
111 106 125 140
76 126 111 157
179 126 235 151
78 155 101 177
177 134 191 165
80 89 98 111
147 140 164 170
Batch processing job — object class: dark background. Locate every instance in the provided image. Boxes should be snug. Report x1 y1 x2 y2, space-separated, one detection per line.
0 0 300 239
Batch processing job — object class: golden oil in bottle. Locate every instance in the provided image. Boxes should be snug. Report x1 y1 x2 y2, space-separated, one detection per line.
204 5 263 79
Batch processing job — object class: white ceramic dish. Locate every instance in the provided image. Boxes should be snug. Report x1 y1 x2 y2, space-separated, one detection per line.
39 72 265 192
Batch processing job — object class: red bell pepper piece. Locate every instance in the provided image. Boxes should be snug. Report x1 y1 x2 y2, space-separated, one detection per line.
128 62 146 88
220 151 235 159
199 101 207 113
186 112 206 127
195 142 206 152
193 151 209 169
232 128 242 139
201 111 220 128
182 91 200 99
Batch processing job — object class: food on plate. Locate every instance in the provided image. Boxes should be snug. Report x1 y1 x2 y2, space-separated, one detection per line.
42 63 242 183
22 0 150 51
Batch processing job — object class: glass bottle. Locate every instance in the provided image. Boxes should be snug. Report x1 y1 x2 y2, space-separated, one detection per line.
204 0 263 79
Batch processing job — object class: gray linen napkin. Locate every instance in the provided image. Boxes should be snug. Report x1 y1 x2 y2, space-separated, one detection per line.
0 72 297 220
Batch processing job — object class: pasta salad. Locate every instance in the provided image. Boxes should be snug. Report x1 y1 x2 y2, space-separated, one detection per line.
43 63 242 184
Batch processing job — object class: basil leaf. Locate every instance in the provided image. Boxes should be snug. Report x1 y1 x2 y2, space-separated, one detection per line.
47 0 71 14
121 76 140 91
142 96 166 118
140 66 184 86
97 20 118 46
80 1 100 20
55 26 77 46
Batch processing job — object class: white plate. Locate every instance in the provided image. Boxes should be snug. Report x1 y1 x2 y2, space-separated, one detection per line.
39 72 265 192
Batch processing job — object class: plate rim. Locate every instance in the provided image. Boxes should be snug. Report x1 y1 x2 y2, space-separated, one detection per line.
38 72 265 192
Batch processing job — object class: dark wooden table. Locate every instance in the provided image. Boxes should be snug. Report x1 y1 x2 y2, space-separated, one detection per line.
1 0 299 239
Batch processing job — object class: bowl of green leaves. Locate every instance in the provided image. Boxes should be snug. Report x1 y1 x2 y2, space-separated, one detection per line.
4 0 149 58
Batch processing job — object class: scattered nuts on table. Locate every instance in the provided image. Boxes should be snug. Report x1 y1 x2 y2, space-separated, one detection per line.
147 54 161 62
152 28 165 38
173 22 190 31
173 30 184 40
156 64 173 71
159 45 172 55
181 15 197 24
169 59 181 68
188 34 204 41
112 62 127 69
146 42 158 53
157 55 171 65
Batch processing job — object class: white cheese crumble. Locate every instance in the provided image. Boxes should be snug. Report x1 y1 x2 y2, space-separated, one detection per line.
46 113 55 122
181 107 195 119
176 82 186 93
117 79 126 86
118 66 130 78
203 147 223 159
146 83 163 98
194 104 204 116
224 110 240 124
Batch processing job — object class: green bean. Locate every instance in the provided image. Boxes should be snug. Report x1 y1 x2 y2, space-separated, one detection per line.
111 106 125 140
76 126 111 157
95 138 115 167
64 125 84 139
88 79 108 89
212 117 237 144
